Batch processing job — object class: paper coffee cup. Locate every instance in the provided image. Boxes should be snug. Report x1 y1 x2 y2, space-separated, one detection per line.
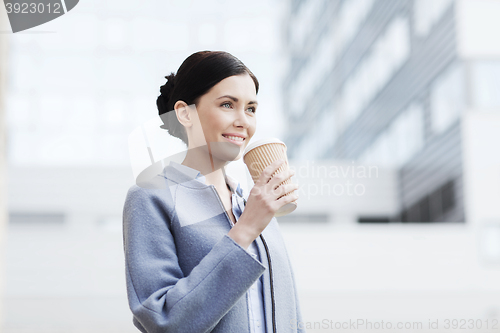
243 138 297 217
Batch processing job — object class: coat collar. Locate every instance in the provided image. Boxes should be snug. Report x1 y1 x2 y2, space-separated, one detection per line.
169 160 207 184
161 160 245 198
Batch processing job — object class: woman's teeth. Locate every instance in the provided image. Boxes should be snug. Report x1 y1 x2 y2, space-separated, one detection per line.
223 135 244 141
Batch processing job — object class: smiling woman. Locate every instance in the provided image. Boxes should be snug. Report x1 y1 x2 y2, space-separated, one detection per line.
179 74 258 170
122 51 303 333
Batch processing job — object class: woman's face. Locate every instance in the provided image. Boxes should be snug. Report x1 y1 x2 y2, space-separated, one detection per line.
189 73 258 162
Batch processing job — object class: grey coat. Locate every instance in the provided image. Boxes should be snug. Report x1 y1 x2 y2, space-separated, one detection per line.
122 163 304 332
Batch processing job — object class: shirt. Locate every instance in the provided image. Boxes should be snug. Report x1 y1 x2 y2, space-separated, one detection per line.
170 161 267 333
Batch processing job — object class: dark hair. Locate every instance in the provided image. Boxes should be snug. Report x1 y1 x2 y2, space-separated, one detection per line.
157 51 259 146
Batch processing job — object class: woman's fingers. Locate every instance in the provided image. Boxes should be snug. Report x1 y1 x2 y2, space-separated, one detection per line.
275 190 299 207
273 182 299 197
247 158 298 215
268 167 295 190
238 159 299 236
256 159 285 186
254 159 297 201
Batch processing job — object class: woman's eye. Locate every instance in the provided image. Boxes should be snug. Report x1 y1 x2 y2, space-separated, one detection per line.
221 102 255 113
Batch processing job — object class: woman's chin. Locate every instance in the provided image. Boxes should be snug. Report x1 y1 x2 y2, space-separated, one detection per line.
209 141 243 162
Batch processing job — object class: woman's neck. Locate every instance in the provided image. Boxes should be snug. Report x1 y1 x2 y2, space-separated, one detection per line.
181 146 229 189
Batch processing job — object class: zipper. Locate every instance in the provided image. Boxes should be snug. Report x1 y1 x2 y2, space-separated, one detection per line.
210 185 234 227
211 185 276 333
260 234 277 333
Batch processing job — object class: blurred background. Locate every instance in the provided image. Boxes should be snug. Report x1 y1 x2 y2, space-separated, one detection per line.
2 0 500 332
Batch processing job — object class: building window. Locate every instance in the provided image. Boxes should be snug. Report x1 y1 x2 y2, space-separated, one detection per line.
277 213 329 223
398 179 457 222
315 110 336 157
471 61 500 108
358 216 391 223
393 104 425 166
9 212 65 225
295 133 314 161
430 62 466 135
359 104 424 168
333 0 375 59
295 109 335 160
287 22 336 119
338 16 410 131
441 180 455 214
414 0 453 37
288 0 322 51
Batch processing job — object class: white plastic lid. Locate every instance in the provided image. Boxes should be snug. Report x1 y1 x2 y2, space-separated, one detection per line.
243 137 286 157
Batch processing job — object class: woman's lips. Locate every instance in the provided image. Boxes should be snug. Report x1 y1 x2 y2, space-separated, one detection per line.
221 135 245 146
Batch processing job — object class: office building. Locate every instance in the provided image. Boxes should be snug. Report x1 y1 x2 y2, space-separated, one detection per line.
281 0 500 223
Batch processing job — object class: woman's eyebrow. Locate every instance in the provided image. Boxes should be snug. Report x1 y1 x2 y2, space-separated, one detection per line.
216 95 258 105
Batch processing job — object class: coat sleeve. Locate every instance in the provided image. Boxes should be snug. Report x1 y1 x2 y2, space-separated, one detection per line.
123 185 266 333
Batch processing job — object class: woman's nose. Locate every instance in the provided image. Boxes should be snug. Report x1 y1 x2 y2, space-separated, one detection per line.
234 108 251 128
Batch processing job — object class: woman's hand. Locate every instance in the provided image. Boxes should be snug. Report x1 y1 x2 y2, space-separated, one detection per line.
227 159 299 249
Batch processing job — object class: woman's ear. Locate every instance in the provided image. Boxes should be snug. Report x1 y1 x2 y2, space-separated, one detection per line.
174 100 192 128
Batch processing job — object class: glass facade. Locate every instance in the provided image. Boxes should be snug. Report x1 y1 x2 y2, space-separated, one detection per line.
338 15 410 132
360 103 424 168
414 0 453 36
282 0 479 223
430 62 466 134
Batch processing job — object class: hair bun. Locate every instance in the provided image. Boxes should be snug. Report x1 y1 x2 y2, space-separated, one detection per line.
157 72 176 115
